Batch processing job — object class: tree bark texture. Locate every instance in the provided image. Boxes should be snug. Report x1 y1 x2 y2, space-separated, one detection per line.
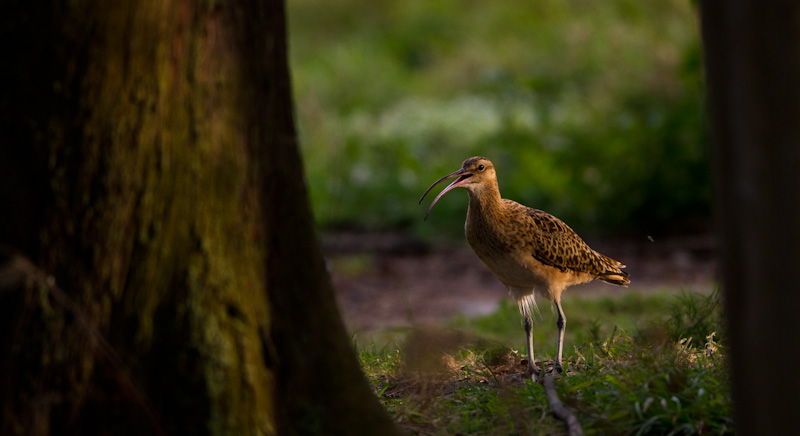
0 1 396 435
700 1 800 434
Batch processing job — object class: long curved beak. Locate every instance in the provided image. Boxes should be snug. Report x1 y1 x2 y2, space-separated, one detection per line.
418 168 473 220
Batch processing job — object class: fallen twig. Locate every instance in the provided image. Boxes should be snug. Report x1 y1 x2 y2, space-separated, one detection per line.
538 371 583 436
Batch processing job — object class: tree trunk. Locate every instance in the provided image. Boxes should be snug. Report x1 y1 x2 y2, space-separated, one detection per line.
0 1 397 435
700 1 800 434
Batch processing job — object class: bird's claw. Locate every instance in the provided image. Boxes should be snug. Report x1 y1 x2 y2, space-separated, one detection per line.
526 364 542 383
544 363 566 378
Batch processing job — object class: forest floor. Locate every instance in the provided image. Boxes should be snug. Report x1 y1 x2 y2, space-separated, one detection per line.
322 231 717 333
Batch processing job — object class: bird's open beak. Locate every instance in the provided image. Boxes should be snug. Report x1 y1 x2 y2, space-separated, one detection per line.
418 168 473 220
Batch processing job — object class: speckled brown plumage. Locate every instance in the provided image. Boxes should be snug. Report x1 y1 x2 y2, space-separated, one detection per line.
420 156 630 379
481 200 629 285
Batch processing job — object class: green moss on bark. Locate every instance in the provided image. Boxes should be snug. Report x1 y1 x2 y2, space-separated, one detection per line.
1 1 398 435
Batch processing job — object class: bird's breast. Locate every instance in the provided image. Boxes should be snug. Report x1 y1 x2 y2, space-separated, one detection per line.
465 208 593 294
465 213 545 288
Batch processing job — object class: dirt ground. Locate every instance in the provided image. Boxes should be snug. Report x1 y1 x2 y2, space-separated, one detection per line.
322 231 717 332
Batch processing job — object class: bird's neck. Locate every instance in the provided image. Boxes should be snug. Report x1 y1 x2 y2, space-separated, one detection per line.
466 183 503 222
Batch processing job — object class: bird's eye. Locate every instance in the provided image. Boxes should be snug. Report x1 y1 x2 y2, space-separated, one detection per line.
478 164 485 171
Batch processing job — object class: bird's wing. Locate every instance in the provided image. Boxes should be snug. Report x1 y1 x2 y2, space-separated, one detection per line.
503 200 624 277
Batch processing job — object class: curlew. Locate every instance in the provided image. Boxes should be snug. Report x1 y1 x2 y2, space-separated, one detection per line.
419 156 629 379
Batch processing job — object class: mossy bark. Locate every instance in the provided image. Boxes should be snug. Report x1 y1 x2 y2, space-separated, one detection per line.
0 1 397 435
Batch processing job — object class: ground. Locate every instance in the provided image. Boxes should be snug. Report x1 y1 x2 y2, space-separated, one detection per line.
322 231 716 332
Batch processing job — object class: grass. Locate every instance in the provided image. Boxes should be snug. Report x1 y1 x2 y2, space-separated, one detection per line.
356 290 731 435
450 291 681 356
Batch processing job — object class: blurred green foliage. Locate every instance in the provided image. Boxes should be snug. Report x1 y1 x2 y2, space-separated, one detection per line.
288 0 708 239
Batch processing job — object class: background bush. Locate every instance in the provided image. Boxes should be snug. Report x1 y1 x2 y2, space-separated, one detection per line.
288 0 708 240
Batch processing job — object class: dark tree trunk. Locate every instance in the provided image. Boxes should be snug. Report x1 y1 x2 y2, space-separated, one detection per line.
700 1 800 434
0 1 397 435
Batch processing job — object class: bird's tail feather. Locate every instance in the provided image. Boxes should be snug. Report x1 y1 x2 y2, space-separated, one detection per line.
599 271 630 286
597 254 630 286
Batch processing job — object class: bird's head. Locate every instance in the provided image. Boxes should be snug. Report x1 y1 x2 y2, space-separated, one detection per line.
418 156 497 220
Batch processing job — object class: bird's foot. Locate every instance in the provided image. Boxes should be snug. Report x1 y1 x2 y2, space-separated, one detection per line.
524 361 542 382
546 363 565 378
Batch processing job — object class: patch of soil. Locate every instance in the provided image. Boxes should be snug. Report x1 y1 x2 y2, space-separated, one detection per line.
322 231 717 332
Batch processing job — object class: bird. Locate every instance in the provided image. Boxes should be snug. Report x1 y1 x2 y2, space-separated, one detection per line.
419 156 629 380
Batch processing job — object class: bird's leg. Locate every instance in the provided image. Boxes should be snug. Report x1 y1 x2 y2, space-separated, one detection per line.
524 314 541 379
554 299 567 374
